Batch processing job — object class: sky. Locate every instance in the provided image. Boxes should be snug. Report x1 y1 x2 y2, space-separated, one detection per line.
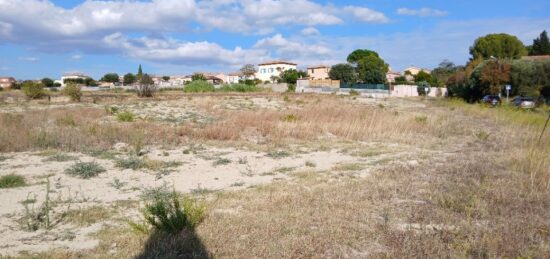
0 0 549 80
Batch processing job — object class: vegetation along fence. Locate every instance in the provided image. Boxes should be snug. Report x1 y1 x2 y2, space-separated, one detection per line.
340 83 389 91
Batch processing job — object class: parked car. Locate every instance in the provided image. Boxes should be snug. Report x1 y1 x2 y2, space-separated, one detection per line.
482 95 501 107
512 96 536 109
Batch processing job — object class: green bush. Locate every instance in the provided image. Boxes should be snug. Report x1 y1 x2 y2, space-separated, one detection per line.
349 89 360 96
22 81 45 99
0 174 26 188
62 83 82 102
142 189 205 234
117 111 135 122
65 161 106 179
218 83 257 92
184 80 215 93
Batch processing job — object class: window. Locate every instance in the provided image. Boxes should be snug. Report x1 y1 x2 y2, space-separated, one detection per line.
269 68 274 73
261 69 266 73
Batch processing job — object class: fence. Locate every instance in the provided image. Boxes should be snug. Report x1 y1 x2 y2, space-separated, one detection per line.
340 83 389 90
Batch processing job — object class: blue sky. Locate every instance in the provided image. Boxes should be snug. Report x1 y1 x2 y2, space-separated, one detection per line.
0 0 548 80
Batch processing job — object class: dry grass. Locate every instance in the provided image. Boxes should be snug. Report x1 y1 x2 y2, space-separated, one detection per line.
3 92 550 258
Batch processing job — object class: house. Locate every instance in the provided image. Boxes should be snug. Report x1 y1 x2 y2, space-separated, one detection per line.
386 71 402 84
255 60 297 83
226 72 243 84
0 77 16 88
307 65 330 80
205 75 224 85
60 73 90 87
403 66 431 82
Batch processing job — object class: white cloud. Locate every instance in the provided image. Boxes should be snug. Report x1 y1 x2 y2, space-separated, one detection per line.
343 6 390 23
18 57 39 62
71 55 82 60
253 34 332 65
301 27 320 36
102 33 269 66
397 8 448 17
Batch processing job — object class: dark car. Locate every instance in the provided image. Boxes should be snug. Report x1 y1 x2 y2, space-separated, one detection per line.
512 96 536 109
482 95 501 107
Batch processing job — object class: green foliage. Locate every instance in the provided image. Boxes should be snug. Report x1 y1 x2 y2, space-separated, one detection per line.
267 150 291 159
63 77 98 86
287 84 296 92
116 156 145 170
213 158 231 166
346 49 380 64
529 30 550 56
22 81 45 99
281 114 298 122
414 71 433 83
417 81 431 96
142 189 205 234
101 73 120 83
510 59 550 97
279 69 308 84
137 64 143 80
123 73 137 85
431 60 460 87
394 76 408 85
350 50 388 84
191 73 206 81
218 83 257 92
329 63 356 83
349 89 360 96
470 33 527 60
117 111 135 122
64 161 106 179
184 80 215 93
0 174 26 188
62 83 82 102
41 78 54 88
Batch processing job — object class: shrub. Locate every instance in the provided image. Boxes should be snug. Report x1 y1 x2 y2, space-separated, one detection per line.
64 161 106 179
349 89 360 96
417 81 431 96
142 189 205 234
136 74 157 97
62 83 82 102
287 84 296 92
184 80 215 93
116 156 145 170
117 111 135 122
22 81 45 99
219 83 257 92
0 174 26 188
282 114 298 122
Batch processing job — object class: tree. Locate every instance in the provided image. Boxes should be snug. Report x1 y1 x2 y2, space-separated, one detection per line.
123 73 137 85
279 69 307 84
417 81 431 96
431 60 459 87
191 73 206 81
479 60 511 95
41 78 54 88
329 63 356 83
136 74 157 97
356 55 388 84
137 64 143 80
394 76 408 85
510 59 550 97
469 33 527 60
162 76 170 81
62 83 82 102
346 49 380 64
529 30 550 56
240 64 257 79
101 73 120 83
414 71 433 84
345 49 388 84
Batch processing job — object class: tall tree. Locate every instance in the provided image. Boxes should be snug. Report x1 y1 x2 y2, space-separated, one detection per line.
470 33 527 60
346 49 380 64
191 73 206 81
431 60 459 87
529 30 550 56
345 49 388 84
137 64 143 80
329 63 356 83
240 64 257 79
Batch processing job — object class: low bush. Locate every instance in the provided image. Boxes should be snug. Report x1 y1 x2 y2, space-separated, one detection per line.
0 174 26 188
62 83 82 102
184 80 215 93
142 189 205 234
117 111 135 122
64 161 106 179
22 81 45 99
219 83 257 92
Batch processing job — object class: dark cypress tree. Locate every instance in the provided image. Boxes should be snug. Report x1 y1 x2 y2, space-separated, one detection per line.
137 64 143 80
530 30 550 55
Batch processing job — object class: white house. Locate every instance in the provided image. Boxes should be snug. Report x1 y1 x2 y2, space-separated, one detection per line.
255 60 297 83
226 72 242 84
59 73 90 87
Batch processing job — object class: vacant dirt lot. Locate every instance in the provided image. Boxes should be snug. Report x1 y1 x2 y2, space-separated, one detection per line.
0 91 549 258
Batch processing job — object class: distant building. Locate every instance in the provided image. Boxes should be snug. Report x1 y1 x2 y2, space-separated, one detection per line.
226 72 243 84
256 60 297 83
307 65 330 80
386 71 402 84
60 73 90 87
0 77 16 88
403 66 431 76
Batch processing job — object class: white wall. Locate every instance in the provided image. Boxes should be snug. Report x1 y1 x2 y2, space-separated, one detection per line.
255 63 296 82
